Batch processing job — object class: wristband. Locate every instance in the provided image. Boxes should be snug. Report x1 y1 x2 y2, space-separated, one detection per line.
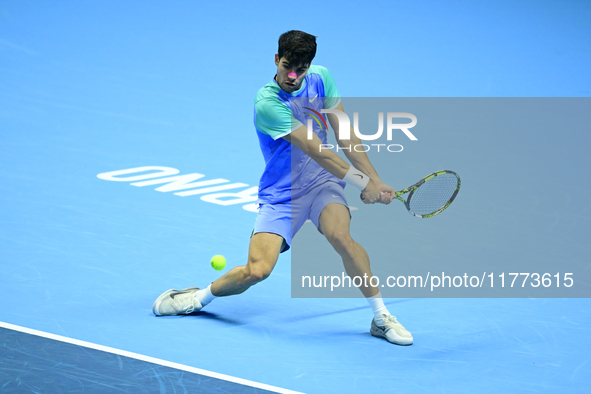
343 166 370 191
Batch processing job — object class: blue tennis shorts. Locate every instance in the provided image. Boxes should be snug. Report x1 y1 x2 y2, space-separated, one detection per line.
253 181 349 253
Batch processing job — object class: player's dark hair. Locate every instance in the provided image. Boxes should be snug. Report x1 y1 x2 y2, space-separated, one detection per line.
278 30 317 65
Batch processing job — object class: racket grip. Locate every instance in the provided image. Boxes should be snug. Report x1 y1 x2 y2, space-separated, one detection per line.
360 191 390 202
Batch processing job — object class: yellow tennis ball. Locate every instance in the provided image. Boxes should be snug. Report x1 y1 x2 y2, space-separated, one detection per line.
211 255 226 271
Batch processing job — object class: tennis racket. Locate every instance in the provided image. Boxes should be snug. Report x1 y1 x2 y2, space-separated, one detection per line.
362 170 461 218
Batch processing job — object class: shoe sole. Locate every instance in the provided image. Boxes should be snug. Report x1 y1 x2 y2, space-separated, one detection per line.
370 326 413 346
152 287 200 316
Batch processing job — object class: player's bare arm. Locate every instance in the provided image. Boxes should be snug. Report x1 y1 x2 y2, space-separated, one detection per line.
283 125 383 203
326 102 395 204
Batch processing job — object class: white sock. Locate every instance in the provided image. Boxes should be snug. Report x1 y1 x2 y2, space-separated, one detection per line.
194 284 216 306
366 291 390 320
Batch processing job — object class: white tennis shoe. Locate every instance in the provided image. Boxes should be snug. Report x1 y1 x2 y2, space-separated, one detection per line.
152 287 203 316
370 314 413 346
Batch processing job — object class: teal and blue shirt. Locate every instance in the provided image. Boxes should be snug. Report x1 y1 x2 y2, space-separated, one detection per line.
254 65 342 204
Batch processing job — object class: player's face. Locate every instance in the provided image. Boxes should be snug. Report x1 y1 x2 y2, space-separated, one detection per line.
274 54 310 93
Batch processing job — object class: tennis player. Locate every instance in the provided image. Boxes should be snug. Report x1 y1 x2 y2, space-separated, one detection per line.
153 30 413 346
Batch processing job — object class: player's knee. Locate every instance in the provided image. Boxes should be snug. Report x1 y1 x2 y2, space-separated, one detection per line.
254 269 272 283
245 259 273 285
246 268 271 284
326 230 355 256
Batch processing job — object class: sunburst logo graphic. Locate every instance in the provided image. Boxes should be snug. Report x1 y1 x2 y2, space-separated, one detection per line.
303 107 328 130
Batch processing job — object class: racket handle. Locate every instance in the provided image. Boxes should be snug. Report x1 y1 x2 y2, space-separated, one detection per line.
360 191 392 202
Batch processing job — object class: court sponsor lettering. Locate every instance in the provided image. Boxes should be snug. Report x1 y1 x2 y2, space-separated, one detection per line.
97 166 259 212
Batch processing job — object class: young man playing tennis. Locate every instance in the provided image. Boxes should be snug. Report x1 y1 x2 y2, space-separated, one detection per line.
153 30 413 346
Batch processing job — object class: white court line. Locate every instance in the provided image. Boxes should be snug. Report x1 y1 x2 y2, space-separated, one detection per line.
0 321 304 394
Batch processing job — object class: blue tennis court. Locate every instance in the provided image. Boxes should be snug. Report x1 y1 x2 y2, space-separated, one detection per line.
1 1 590 393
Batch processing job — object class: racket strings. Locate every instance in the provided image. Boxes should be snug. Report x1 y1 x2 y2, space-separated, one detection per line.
408 173 458 215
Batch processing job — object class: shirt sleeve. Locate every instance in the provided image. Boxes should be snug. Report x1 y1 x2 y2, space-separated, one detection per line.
315 66 341 109
254 97 303 140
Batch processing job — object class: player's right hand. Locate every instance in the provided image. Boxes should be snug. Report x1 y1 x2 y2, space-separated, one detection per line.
360 180 382 204
361 180 396 204
375 181 396 205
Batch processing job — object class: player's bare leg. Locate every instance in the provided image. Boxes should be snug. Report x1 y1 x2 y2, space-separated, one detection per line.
318 203 413 345
211 232 283 296
318 203 378 298
152 232 283 316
